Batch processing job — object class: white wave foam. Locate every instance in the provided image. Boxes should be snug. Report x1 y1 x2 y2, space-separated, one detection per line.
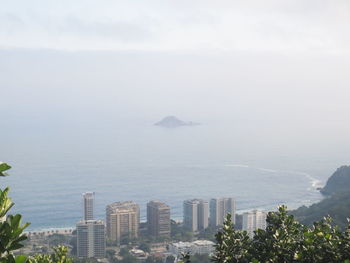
224 164 249 168
282 170 323 190
258 168 278 173
224 164 323 190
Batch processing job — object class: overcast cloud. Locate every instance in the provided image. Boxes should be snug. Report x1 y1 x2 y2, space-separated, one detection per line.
1 0 350 147
1 0 350 53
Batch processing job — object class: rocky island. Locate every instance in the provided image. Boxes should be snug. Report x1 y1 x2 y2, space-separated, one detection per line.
154 116 200 128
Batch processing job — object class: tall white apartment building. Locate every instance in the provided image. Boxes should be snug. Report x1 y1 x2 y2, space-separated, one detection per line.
209 197 236 227
106 201 140 243
83 192 94 221
183 199 209 232
242 210 267 236
76 220 105 258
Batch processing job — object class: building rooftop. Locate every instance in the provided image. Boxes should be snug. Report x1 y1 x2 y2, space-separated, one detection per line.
148 200 170 208
193 240 215 246
107 201 139 209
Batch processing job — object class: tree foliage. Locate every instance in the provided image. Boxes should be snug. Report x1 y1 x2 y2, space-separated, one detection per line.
0 163 30 263
211 206 350 263
28 246 72 263
165 255 175 263
292 191 350 230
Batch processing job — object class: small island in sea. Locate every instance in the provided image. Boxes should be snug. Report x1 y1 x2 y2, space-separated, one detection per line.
154 116 200 128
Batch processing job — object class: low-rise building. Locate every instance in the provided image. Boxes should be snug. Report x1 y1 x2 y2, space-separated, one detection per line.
192 240 215 255
168 240 215 256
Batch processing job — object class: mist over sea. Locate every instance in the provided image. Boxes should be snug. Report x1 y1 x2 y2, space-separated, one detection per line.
1 1 350 232
3 117 349 231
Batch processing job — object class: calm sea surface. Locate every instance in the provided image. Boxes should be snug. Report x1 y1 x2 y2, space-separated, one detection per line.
2 120 347 230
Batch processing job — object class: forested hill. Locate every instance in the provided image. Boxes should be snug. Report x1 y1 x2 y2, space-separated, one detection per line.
291 165 350 230
291 191 350 230
320 165 350 195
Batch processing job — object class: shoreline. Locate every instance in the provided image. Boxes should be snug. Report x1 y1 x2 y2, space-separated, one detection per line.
26 227 75 236
26 197 324 234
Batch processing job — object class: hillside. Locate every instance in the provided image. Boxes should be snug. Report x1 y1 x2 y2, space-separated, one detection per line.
320 165 350 195
291 191 350 230
291 165 350 230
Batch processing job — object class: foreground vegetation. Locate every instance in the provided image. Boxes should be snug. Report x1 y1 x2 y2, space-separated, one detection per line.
210 206 350 263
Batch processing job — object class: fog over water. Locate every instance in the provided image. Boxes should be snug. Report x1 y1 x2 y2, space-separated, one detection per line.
1 0 350 230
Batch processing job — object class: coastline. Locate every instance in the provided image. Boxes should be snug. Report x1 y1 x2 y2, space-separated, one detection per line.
26 227 75 236
26 197 324 233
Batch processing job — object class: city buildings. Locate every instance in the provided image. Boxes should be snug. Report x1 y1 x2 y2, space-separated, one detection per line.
168 240 215 256
83 192 94 221
76 220 105 258
183 199 209 232
209 197 236 226
147 200 171 237
242 210 267 236
106 201 140 244
77 192 105 258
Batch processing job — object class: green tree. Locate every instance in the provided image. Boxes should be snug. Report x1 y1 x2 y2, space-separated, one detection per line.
138 242 150 253
47 234 69 248
213 213 251 263
118 248 129 257
28 246 72 263
190 254 210 263
212 205 350 263
0 163 30 263
119 254 136 263
170 220 194 242
105 249 116 260
144 256 162 263
165 255 175 263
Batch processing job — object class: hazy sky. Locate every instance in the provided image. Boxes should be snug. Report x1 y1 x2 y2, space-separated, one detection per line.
1 0 350 137
1 0 350 53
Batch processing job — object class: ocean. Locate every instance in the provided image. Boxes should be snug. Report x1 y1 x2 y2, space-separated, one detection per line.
2 119 345 231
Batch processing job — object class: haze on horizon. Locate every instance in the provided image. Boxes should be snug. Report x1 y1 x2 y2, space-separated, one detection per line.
1 0 350 150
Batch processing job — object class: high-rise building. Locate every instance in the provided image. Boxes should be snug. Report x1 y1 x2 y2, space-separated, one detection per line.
83 192 94 221
76 220 105 258
209 197 236 227
147 200 171 237
242 210 267 236
183 199 209 232
106 201 140 243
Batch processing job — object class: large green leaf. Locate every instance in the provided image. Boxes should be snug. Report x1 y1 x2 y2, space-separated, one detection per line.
15 255 27 263
0 162 11 176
